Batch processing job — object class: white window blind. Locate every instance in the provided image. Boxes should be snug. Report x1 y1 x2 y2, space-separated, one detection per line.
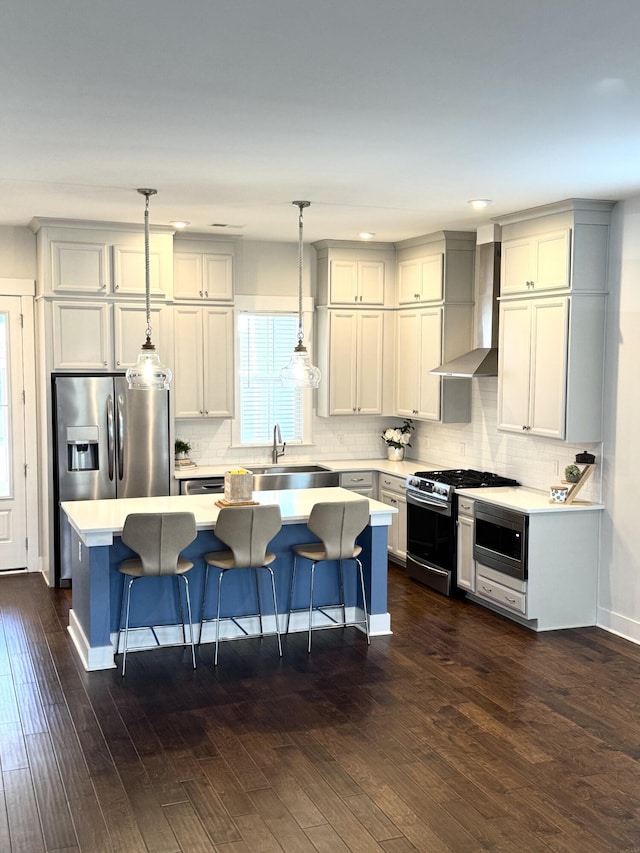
237 313 304 445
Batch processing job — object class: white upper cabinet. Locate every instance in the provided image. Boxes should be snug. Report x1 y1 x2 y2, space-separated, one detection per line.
314 241 396 308
51 301 112 370
397 254 443 304
316 309 390 417
33 220 174 299
174 237 235 301
497 199 613 297
501 229 571 295
395 231 475 307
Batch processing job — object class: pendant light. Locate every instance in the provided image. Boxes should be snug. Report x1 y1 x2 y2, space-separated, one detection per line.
125 189 173 390
280 200 321 389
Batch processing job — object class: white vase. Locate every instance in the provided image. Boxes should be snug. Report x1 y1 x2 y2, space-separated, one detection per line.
387 446 405 462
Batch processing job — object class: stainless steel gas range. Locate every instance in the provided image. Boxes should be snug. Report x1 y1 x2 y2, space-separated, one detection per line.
405 469 519 596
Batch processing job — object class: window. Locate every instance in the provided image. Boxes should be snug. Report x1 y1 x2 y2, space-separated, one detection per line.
235 312 308 446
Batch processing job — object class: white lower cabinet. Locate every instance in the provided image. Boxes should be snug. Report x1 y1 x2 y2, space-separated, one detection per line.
173 306 234 418
378 473 407 562
456 496 475 592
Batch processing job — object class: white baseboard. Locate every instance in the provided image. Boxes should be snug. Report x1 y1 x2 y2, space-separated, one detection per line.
68 609 116 671
597 607 640 646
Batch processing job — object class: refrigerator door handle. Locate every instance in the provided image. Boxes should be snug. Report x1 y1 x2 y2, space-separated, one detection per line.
116 393 125 482
107 394 115 481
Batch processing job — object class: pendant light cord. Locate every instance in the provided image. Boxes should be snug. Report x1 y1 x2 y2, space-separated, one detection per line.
294 200 310 348
138 188 157 346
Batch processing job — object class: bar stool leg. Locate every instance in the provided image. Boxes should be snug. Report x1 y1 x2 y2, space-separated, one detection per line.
180 574 197 668
122 577 136 677
254 567 264 638
266 565 282 657
215 569 224 666
198 564 210 645
338 559 346 629
308 560 316 653
356 557 371 644
286 554 298 634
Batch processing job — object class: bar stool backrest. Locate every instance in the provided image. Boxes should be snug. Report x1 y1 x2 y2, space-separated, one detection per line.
121 512 197 576
214 505 282 568
307 500 370 560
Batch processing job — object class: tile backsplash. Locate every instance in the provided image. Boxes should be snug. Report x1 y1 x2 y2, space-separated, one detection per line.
176 377 601 501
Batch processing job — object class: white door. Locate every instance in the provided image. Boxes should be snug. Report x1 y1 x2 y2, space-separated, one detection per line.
0 296 28 570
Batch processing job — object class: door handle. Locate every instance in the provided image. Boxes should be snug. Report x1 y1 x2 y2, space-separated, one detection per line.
106 395 115 481
116 393 124 481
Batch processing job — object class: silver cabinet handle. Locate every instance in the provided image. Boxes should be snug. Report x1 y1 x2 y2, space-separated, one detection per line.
505 596 517 604
481 585 493 594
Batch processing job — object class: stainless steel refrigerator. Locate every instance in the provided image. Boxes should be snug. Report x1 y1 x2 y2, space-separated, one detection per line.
53 374 171 584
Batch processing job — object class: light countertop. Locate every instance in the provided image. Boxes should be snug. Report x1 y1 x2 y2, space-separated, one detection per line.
457 485 604 514
174 457 440 480
62 486 397 547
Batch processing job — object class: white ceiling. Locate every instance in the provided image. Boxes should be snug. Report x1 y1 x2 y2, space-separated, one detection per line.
2 0 639 243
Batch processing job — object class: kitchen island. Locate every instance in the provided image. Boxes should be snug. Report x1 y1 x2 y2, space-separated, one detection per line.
61 487 396 670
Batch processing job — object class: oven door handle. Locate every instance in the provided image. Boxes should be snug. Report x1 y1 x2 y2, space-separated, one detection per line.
406 492 452 515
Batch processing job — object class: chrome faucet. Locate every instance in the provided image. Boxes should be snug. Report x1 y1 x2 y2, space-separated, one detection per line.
272 424 286 463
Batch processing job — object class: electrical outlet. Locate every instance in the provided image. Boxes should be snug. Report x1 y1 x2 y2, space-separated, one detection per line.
460 442 466 457
190 439 200 452
552 460 559 476
336 433 344 445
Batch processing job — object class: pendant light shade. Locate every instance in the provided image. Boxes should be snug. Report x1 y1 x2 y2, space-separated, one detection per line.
280 201 321 389
126 188 173 390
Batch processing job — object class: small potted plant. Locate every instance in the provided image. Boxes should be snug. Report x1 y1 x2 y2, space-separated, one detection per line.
381 418 414 461
564 463 581 483
174 439 192 460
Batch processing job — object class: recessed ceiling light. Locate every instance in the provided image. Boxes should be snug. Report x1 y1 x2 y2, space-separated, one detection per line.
359 232 375 240
468 199 492 210
170 220 190 229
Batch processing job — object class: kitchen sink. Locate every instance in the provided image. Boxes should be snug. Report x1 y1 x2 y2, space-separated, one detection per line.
249 464 332 474
250 463 339 491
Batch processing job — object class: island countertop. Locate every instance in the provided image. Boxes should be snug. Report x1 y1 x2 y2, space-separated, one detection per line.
62 486 396 547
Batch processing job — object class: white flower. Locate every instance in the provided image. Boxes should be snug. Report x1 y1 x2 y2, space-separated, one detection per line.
392 429 403 442
383 429 395 441
400 432 411 445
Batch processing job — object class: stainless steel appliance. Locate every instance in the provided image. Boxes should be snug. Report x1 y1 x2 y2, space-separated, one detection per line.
53 374 171 584
474 502 528 581
405 469 519 596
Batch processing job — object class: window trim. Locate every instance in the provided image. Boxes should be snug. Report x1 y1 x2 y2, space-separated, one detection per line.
231 295 316 449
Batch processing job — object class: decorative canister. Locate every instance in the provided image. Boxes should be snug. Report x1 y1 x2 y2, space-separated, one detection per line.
387 447 405 462
549 485 569 503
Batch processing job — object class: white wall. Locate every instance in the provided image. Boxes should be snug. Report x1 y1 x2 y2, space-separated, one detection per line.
0 226 36 279
599 196 640 642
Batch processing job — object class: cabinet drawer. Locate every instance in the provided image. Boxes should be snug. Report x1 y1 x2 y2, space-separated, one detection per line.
476 572 527 615
378 473 406 495
458 496 475 518
340 471 375 489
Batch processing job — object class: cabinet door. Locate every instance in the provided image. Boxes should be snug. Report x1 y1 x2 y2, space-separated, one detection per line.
52 302 112 370
417 308 442 420
113 303 167 369
203 254 233 301
379 490 399 555
534 229 570 291
501 238 532 294
329 261 358 304
328 312 358 414
420 254 443 302
529 297 568 438
395 311 419 416
456 513 475 591
398 260 421 304
356 312 383 414
51 241 109 294
358 261 385 305
174 252 203 299
112 246 165 297
203 307 234 417
497 301 532 432
173 307 204 417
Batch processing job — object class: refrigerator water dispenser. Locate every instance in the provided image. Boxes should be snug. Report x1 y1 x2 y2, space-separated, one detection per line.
66 426 99 471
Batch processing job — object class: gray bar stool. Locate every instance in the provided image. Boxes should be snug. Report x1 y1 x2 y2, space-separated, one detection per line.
200 504 282 665
117 512 197 677
286 500 371 652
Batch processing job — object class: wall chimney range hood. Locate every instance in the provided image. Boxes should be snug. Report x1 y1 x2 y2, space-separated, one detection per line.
429 240 500 378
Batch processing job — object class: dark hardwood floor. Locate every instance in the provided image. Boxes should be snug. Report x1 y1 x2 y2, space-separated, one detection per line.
1 564 640 852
